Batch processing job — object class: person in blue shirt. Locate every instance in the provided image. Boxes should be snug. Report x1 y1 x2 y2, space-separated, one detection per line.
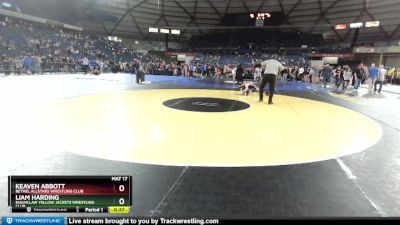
201 64 207 78
189 64 194 77
89 61 100 75
368 63 379 93
23 54 33 74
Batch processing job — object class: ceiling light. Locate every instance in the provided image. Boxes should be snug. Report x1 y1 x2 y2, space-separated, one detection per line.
365 21 380 28
171 29 180 35
160 28 170 34
149 27 159 33
335 24 347 30
350 22 363 29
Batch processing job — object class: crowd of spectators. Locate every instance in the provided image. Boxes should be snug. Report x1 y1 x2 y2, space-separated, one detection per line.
0 15 165 75
0 15 308 78
1 15 400 87
275 63 400 89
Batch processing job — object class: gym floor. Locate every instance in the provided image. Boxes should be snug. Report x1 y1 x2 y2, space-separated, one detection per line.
0 73 399 217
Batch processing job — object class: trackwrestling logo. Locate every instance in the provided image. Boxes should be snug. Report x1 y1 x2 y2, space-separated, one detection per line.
2 217 65 225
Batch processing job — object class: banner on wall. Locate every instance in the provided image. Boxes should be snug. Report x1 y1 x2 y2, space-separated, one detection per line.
308 53 355 58
323 57 338 64
309 60 324 66
177 55 186 61
354 47 376 53
165 52 196 56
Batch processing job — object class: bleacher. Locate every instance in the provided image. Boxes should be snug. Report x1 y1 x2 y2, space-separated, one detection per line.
0 15 164 74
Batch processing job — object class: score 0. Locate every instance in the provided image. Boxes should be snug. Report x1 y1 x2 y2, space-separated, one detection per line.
114 182 128 194
111 176 130 206
113 183 128 206
111 176 130 193
116 184 127 206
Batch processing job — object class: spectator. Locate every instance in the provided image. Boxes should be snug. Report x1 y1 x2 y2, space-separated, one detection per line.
368 63 379 94
375 65 386 94
321 64 333 88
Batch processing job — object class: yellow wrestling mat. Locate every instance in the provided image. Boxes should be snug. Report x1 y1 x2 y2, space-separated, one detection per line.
29 89 381 166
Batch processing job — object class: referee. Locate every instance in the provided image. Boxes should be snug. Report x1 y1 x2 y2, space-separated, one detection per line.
259 54 285 104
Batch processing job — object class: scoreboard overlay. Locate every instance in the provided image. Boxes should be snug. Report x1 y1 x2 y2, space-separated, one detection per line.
8 176 132 213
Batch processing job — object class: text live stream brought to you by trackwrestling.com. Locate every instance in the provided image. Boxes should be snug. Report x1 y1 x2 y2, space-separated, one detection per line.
1 217 221 225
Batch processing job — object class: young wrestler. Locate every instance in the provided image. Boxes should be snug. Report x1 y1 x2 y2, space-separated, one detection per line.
254 63 262 82
240 81 259 96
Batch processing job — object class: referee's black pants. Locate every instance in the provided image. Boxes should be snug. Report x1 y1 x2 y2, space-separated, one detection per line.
136 71 145 83
259 73 276 103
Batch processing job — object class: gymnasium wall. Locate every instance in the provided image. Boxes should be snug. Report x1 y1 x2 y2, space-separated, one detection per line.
384 55 400 67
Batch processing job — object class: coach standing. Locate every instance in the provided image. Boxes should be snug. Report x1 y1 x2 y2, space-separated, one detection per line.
321 63 333 88
259 54 284 104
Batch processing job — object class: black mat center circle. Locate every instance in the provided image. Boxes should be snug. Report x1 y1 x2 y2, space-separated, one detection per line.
163 97 250 112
